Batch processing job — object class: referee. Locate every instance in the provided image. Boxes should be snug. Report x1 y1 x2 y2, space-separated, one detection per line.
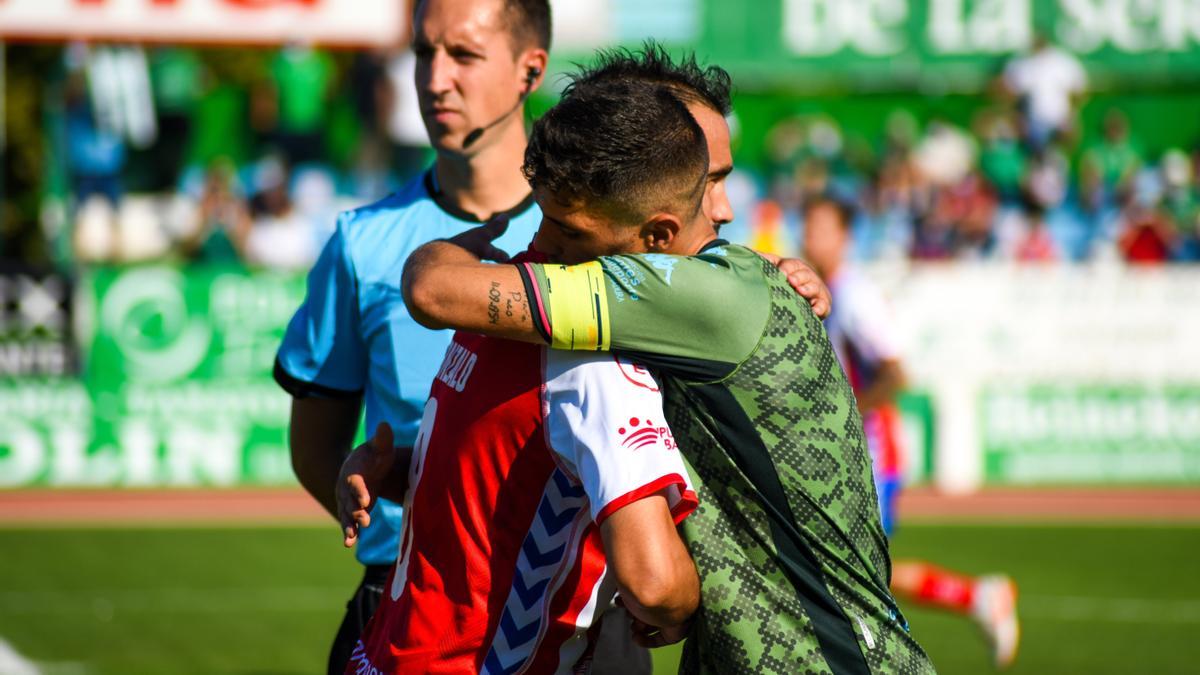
273 1 556 672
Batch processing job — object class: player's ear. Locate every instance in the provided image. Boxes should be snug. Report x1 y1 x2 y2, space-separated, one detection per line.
640 214 681 253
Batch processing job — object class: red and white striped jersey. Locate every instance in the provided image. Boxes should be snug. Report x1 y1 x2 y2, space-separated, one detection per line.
349 332 697 675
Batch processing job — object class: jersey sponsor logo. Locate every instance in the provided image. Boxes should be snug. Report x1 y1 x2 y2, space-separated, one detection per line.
600 257 644 302
614 355 659 392
435 341 479 392
642 254 678 285
617 417 676 451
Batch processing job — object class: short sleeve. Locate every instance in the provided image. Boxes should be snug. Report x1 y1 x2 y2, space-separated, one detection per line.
518 246 770 374
543 350 697 526
274 218 368 398
840 277 904 365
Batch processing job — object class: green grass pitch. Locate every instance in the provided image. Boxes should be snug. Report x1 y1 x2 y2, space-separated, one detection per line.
0 523 1197 674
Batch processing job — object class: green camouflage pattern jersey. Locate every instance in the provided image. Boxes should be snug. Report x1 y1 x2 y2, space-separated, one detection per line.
517 242 934 675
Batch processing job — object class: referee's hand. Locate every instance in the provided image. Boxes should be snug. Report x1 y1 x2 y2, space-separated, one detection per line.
337 422 397 548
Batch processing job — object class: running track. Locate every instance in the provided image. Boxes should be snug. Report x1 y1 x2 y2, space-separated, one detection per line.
1 487 1199 524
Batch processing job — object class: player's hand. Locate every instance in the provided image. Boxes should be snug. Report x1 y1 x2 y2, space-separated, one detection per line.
444 216 511 263
629 614 691 649
776 257 831 319
336 421 397 548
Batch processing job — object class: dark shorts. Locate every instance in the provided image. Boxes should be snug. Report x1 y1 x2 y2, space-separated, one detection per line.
327 564 390 675
328 567 651 674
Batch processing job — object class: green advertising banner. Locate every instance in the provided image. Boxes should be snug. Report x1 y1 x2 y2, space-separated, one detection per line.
567 0 1200 90
0 266 306 487
982 384 1200 484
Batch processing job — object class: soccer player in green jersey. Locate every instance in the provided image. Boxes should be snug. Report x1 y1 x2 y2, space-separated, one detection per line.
399 50 934 675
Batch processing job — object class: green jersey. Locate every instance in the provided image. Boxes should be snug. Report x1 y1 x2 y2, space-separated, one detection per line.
518 242 934 675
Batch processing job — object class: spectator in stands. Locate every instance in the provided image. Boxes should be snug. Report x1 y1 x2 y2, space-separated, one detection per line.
64 70 125 207
1118 174 1175 265
1003 33 1087 151
1080 110 1142 208
242 155 317 270
976 109 1026 203
1162 149 1200 261
147 47 202 191
182 158 251 265
260 43 335 166
1014 206 1059 262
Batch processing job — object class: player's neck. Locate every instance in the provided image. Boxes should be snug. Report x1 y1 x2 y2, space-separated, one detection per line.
434 123 531 221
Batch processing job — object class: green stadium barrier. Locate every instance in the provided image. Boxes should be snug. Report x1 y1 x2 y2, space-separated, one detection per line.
982 384 1200 484
3 264 1200 488
0 265 304 487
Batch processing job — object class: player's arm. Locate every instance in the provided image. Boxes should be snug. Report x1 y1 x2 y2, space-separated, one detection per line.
402 224 829 347
601 495 699 631
276 223 371 520
289 396 362 517
402 239 541 344
856 359 906 414
841 279 908 413
544 352 700 637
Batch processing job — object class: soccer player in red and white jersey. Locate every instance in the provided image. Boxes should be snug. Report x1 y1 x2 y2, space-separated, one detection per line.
341 315 698 674
803 195 1021 670
335 80 713 675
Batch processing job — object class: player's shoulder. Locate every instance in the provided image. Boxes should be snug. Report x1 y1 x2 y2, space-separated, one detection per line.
599 240 761 287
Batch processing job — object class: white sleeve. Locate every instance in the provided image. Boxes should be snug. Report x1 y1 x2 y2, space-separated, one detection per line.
543 351 698 526
840 275 904 365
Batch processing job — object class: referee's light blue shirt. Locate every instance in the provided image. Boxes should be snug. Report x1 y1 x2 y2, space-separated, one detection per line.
275 170 542 565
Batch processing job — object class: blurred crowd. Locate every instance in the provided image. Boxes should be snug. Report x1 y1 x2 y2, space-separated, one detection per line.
43 42 431 270
728 38 1200 265
24 39 1200 270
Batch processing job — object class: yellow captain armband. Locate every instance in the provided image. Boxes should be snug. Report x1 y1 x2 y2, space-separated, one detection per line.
542 261 611 351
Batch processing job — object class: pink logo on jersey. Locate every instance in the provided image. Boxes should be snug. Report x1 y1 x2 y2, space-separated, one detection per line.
617 417 676 451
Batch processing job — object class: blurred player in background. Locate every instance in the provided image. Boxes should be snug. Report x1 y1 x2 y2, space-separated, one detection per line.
802 195 1021 670
273 1 550 672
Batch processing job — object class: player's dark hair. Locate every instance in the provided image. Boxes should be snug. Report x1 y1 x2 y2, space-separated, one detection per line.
562 41 732 116
413 0 551 51
523 81 709 225
804 194 856 230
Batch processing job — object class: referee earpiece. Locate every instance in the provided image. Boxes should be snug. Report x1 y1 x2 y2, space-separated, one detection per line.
525 67 541 92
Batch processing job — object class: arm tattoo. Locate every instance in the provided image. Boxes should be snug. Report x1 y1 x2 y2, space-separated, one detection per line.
505 291 529 323
487 282 502 325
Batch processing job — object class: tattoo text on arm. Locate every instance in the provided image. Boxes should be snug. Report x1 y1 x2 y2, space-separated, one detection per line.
505 291 529 323
487 282 502 325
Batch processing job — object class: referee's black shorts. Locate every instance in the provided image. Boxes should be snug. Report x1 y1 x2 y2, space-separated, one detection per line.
327 565 652 674
328 564 390 675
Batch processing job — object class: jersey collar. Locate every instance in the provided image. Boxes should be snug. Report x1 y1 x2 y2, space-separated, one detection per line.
699 238 731 253
423 169 538 224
